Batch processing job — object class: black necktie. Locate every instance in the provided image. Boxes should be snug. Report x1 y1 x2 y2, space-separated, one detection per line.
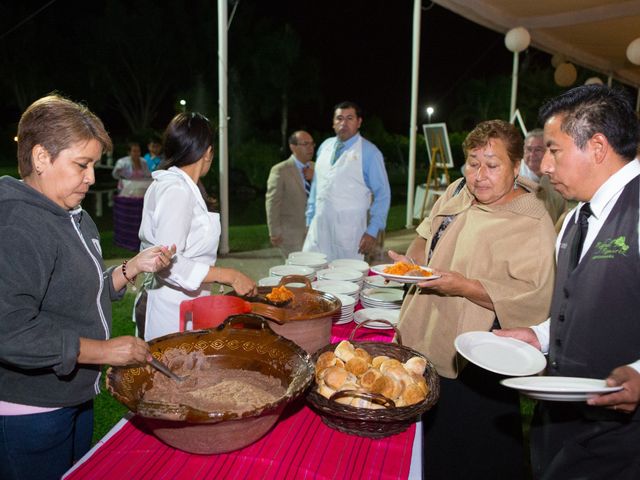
570 202 592 270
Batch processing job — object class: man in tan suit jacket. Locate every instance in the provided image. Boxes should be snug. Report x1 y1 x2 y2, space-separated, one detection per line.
265 130 315 257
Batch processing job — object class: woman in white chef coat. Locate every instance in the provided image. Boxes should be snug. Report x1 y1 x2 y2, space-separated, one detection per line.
136 112 257 340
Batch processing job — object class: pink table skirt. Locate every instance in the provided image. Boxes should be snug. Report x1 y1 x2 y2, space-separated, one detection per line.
65 324 419 480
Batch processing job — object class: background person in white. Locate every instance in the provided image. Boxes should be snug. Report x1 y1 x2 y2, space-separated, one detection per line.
265 130 315 258
519 129 567 224
495 85 640 479
303 101 390 261
137 113 256 340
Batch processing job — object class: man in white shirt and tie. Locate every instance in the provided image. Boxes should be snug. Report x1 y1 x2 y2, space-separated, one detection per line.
496 84 640 479
265 130 315 258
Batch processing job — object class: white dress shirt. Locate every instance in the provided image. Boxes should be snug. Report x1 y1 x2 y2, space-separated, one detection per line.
531 159 640 372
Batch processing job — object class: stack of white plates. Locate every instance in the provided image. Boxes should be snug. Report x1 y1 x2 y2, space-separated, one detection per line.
363 275 404 289
329 258 370 274
269 265 315 281
289 251 327 262
285 254 327 271
258 277 306 288
316 267 364 286
312 279 361 300
353 308 400 330
333 293 356 324
360 287 404 310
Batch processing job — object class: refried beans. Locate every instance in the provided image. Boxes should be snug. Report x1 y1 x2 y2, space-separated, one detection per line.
143 350 286 414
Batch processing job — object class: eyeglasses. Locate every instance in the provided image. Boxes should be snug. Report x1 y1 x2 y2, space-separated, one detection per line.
296 141 315 147
525 147 545 154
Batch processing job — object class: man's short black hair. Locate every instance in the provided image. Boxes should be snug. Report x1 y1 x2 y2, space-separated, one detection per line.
333 101 362 119
538 85 640 161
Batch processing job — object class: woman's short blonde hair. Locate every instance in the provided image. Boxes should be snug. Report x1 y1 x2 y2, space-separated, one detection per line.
462 119 523 166
17 94 112 178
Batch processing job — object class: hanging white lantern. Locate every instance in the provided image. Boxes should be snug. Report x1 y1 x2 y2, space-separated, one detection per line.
551 53 566 68
584 76 604 85
505 27 530 53
554 62 577 87
626 37 640 65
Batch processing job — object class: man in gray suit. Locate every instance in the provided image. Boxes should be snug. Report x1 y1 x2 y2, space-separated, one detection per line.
266 130 315 257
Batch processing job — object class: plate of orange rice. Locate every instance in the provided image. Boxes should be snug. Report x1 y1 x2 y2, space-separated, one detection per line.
370 262 440 284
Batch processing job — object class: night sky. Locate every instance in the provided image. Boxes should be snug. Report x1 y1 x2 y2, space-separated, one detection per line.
0 1 517 138
247 0 513 132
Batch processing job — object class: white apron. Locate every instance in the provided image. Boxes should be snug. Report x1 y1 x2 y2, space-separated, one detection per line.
303 136 371 261
139 168 221 341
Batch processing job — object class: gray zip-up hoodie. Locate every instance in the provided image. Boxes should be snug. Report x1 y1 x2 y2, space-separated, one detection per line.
0 176 124 407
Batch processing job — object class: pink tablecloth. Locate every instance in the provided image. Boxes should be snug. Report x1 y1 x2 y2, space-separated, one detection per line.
65 324 419 480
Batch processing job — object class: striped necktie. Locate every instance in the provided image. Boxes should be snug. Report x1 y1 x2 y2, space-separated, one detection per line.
303 166 311 195
330 140 344 165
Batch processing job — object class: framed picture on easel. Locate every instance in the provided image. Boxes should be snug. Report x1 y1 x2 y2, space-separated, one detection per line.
422 123 454 168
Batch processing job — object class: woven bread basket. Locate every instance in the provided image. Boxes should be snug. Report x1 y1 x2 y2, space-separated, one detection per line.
307 320 440 438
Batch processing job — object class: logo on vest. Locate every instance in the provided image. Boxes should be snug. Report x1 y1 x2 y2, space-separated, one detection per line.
591 235 629 260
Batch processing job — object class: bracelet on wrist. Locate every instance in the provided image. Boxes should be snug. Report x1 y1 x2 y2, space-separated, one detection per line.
122 260 137 288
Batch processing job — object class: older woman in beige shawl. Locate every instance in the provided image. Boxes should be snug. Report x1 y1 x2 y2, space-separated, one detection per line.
389 120 556 480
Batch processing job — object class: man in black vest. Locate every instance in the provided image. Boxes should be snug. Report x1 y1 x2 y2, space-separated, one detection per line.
496 84 640 479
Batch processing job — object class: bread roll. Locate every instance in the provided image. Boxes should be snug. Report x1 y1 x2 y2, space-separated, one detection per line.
316 351 337 371
401 383 426 406
410 373 429 395
345 357 369 376
334 340 356 362
317 380 336 399
350 396 384 410
403 356 427 376
384 364 414 389
360 368 384 391
380 374 404 399
333 384 359 405
354 347 372 365
371 355 390 369
323 366 352 390
337 381 359 392
379 358 403 374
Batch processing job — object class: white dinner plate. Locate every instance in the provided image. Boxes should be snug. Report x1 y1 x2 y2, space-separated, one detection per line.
364 275 404 289
288 251 327 261
361 288 404 303
329 259 370 273
370 264 440 284
316 268 363 282
312 280 360 296
454 331 547 376
334 293 356 309
257 277 305 288
353 308 400 330
500 376 623 402
269 265 315 278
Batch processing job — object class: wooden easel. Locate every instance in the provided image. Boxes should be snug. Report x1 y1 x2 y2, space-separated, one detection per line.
420 140 450 219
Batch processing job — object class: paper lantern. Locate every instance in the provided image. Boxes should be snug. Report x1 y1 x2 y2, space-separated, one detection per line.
626 37 640 65
551 53 566 68
584 77 604 85
505 27 530 53
554 62 577 87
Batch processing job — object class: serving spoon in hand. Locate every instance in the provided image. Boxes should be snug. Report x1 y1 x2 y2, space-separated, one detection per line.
149 357 188 383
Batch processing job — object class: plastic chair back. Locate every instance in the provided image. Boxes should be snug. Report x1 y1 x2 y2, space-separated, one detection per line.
179 295 252 331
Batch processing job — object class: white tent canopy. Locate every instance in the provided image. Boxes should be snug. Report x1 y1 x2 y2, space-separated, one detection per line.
432 0 640 87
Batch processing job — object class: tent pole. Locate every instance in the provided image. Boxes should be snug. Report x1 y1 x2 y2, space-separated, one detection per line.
509 51 519 120
217 0 229 254
406 0 422 229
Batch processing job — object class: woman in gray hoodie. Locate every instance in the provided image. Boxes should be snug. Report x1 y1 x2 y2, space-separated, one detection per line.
0 95 173 480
